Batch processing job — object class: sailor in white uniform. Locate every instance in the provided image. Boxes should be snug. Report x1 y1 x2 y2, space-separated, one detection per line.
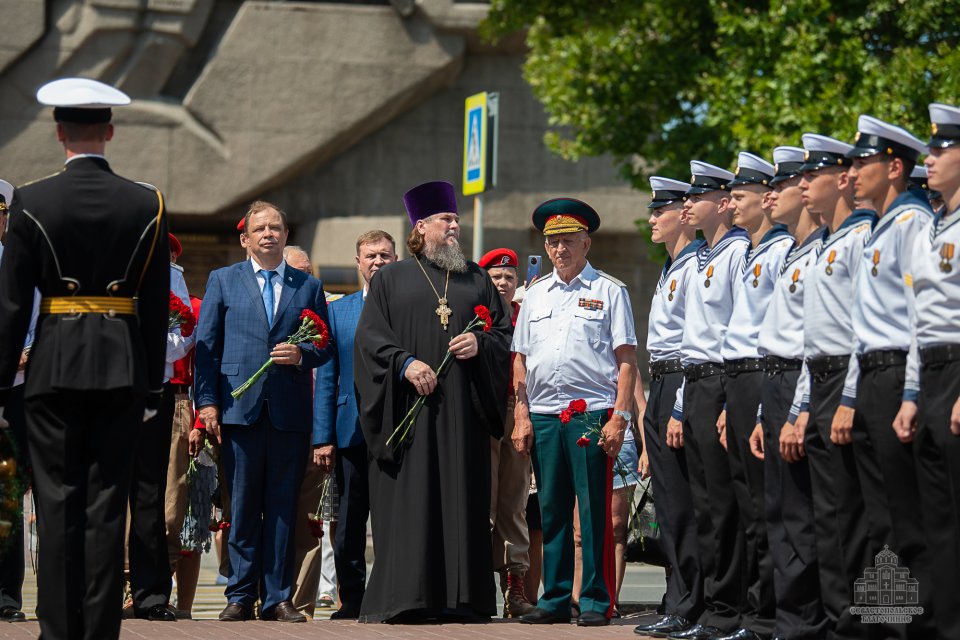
719 152 793 640
793 133 877 639
633 177 704 639
894 102 960 639
753 146 828 640
846 114 934 639
668 160 748 639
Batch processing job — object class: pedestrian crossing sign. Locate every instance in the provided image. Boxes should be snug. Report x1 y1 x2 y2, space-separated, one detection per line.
463 92 488 196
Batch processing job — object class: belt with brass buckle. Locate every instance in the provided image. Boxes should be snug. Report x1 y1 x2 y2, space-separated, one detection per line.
40 296 136 316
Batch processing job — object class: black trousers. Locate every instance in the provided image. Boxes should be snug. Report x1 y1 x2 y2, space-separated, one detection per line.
128 383 176 612
334 441 370 610
0 384 30 612
683 373 743 632
760 369 827 640
26 389 143 640
642 371 703 622
916 359 960 639
855 364 935 639
805 368 870 640
724 370 775 637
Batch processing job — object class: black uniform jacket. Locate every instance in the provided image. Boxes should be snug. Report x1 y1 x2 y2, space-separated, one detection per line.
0 156 169 405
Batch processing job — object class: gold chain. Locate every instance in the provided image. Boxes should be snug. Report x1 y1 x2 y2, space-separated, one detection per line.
415 256 452 330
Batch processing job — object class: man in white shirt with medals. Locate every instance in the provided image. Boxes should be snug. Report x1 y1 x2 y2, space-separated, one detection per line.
633 177 704 639
665 161 749 640
893 103 960 639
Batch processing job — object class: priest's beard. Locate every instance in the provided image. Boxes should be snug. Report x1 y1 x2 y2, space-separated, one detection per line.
424 239 468 273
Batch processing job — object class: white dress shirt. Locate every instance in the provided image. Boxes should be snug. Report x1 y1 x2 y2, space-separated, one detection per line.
673 227 750 417
646 240 704 362
512 261 637 414
251 256 286 317
851 190 932 401
905 205 960 396
792 209 877 413
721 226 794 361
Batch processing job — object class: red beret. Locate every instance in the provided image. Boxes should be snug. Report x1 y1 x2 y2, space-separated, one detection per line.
237 217 245 232
168 233 182 257
478 248 518 269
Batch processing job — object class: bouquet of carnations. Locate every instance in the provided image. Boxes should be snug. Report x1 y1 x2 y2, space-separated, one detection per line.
230 309 330 399
168 291 196 337
386 305 493 449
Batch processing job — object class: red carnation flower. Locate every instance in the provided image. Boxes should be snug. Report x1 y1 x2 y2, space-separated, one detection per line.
569 399 587 414
208 522 220 532
312 320 330 350
300 308 322 327
576 436 591 448
307 514 324 538
179 548 193 558
219 521 231 530
560 409 573 424
473 305 493 332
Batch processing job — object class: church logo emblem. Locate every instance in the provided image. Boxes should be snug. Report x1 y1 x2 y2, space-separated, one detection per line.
850 546 924 624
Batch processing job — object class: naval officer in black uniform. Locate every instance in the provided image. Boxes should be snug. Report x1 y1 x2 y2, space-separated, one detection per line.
0 78 169 640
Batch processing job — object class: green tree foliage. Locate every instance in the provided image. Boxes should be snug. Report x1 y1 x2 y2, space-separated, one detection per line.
483 0 960 189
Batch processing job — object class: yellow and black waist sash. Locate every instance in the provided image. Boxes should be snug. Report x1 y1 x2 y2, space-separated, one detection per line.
39 296 136 316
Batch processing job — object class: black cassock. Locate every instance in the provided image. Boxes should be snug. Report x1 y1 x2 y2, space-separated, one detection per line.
354 256 512 622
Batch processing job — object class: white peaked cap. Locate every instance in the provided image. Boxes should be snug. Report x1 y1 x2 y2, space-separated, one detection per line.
854 115 927 156
929 103 960 125
773 146 805 164
736 152 775 176
690 160 734 181
910 165 927 179
802 133 854 155
37 77 130 108
649 176 690 192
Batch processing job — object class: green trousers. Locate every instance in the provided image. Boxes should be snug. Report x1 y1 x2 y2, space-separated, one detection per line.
531 410 615 617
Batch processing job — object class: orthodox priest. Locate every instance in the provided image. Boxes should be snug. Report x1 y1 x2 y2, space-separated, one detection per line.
354 180 512 623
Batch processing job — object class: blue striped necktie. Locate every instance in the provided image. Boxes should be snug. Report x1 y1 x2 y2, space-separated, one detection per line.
262 270 276 325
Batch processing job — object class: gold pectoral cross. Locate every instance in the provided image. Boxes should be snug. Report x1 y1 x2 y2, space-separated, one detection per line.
436 297 452 331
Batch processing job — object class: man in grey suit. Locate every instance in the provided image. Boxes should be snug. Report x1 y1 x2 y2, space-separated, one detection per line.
313 230 397 619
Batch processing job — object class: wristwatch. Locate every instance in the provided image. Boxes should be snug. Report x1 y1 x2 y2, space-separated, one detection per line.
613 409 633 423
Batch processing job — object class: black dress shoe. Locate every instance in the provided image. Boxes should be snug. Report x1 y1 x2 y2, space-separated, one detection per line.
708 629 762 640
139 605 176 622
330 605 361 620
218 602 252 621
262 601 306 623
667 624 721 639
519 606 571 624
577 610 610 626
0 606 26 622
635 614 693 637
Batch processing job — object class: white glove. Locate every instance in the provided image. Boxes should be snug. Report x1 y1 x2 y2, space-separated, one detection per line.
0 406 8 429
143 408 158 422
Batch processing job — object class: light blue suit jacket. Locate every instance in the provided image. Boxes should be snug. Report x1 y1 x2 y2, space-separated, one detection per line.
194 260 330 431
312 290 363 448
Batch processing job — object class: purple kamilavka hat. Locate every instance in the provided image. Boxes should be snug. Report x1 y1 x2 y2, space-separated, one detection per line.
403 181 458 226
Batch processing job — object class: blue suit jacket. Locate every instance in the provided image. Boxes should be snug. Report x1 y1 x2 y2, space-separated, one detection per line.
195 260 330 431
312 290 363 448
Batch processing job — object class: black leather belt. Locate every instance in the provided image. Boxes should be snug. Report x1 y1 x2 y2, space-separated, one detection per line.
763 355 803 373
650 358 683 378
684 362 724 382
166 382 191 394
807 354 850 375
858 349 907 371
724 358 764 374
920 344 960 366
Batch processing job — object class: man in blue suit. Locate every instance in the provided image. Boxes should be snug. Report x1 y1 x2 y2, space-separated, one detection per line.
195 201 330 623
313 229 397 619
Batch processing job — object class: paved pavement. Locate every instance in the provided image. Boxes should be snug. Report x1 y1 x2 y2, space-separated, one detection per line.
7 550 667 639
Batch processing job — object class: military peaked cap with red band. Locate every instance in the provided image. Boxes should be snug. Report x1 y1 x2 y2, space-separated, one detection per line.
478 248 519 269
532 197 600 236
